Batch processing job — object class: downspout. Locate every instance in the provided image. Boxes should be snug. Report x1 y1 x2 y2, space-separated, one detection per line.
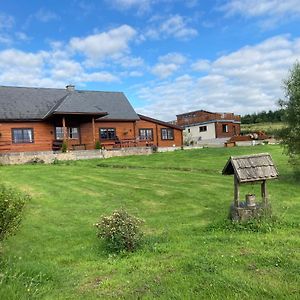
214 122 218 138
92 117 96 146
133 121 137 146
181 130 183 147
156 124 159 147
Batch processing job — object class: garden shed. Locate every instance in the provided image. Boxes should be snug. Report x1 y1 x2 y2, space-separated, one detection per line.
222 153 279 220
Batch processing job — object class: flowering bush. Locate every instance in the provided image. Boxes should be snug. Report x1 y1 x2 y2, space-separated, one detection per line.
95 210 144 253
0 185 29 241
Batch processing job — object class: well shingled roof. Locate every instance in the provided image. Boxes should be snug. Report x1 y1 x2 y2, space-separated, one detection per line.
222 153 279 183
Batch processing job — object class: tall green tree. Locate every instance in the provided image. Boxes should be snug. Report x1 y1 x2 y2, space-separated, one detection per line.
279 62 300 172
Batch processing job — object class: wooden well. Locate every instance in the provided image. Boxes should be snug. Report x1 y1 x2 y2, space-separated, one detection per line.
222 153 279 221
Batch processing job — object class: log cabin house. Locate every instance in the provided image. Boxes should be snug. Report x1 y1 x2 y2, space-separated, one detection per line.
0 85 183 153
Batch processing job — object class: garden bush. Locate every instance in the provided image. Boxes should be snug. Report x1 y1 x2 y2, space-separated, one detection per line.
95 140 102 150
95 209 144 253
0 185 29 241
61 142 67 153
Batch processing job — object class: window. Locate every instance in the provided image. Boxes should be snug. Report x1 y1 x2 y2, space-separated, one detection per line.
100 128 116 140
68 127 79 139
55 127 79 140
55 127 64 140
139 129 153 140
187 128 190 133
199 126 207 132
12 128 34 144
161 128 174 140
222 124 228 133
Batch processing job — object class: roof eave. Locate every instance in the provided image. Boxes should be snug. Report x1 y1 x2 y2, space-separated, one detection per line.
239 176 279 183
96 117 140 122
0 118 43 122
138 114 183 130
44 111 109 119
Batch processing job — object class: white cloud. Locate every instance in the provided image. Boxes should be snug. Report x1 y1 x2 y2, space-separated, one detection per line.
0 13 15 45
109 0 153 13
0 47 119 88
81 72 119 82
145 15 198 40
222 0 300 18
129 71 143 77
50 59 84 79
34 8 59 22
158 52 187 64
136 35 300 120
116 55 144 68
221 0 300 28
191 59 211 71
0 49 45 71
0 49 50 87
0 35 12 45
0 23 143 87
15 32 31 42
0 13 14 30
151 63 179 79
108 0 199 14
0 11 52 46
151 52 187 78
185 0 198 8
77 1 95 16
69 25 137 64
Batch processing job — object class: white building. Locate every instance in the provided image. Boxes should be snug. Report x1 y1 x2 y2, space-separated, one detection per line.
184 121 216 145
177 110 241 146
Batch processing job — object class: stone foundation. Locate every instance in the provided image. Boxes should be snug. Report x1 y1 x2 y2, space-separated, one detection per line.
229 202 272 222
0 147 153 165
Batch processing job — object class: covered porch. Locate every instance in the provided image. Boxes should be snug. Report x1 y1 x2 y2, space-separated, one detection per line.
48 112 107 151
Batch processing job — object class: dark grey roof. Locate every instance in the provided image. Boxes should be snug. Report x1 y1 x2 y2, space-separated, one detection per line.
0 86 139 121
222 153 279 183
0 86 67 120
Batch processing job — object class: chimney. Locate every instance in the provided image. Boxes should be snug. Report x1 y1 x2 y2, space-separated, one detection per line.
66 84 75 92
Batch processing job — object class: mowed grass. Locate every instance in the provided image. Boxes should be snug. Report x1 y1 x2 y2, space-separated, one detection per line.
0 145 299 299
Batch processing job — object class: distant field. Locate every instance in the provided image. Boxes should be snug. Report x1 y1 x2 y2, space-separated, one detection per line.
0 145 299 299
241 122 285 135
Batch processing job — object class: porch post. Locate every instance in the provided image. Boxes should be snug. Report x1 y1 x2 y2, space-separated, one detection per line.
234 175 240 207
62 116 68 149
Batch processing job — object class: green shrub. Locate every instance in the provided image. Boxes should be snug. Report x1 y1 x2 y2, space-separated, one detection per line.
151 145 158 153
61 142 67 153
0 185 29 241
52 158 59 164
95 209 144 253
26 157 45 164
95 140 102 150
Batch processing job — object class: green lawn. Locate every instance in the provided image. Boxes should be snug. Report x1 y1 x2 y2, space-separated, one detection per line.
0 145 299 299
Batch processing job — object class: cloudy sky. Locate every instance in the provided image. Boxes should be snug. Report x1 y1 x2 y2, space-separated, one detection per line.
0 0 300 120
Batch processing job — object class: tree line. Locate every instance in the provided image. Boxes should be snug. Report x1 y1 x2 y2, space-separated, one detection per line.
241 109 285 124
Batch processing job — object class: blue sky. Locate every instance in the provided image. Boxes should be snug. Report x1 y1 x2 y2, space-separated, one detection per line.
0 0 300 120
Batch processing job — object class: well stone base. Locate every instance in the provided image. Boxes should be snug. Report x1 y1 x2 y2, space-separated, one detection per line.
229 202 272 222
